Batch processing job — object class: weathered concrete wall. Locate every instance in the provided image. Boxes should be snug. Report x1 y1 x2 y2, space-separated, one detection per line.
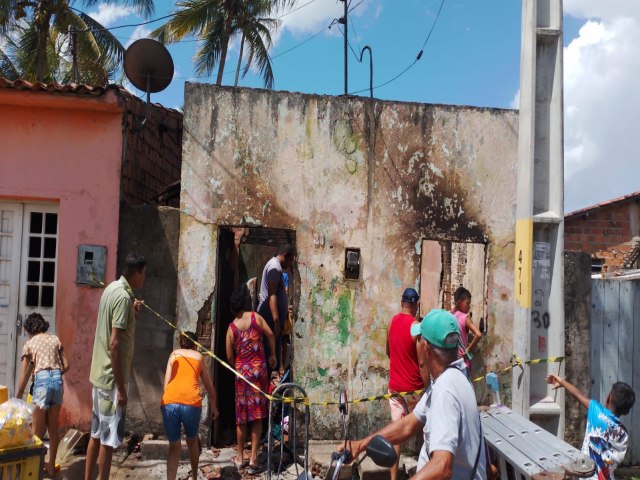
178 84 518 437
118 205 180 435
563 251 591 447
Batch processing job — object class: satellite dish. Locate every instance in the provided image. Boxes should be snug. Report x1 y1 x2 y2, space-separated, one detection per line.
123 38 174 128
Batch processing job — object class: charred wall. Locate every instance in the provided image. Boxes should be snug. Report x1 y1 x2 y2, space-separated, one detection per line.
178 85 519 437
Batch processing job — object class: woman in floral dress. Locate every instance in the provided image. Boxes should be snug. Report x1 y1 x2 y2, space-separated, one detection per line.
226 284 276 474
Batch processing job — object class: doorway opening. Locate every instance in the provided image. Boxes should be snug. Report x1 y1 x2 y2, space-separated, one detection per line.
211 226 297 446
419 239 488 398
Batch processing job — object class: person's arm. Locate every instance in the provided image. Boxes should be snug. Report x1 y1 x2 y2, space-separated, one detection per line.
16 357 34 399
109 327 127 406
256 313 277 369
344 411 423 459
225 327 235 365
412 451 454 480
267 280 281 336
199 359 219 420
163 353 175 390
59 348 70 374
465 314 483 354
546 374 590 409
386 327 391 358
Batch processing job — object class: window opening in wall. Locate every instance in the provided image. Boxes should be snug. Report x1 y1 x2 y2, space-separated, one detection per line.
211 226 297 446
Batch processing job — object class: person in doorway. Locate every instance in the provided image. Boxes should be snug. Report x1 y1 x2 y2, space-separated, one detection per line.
16 312 69 477
546 375 635 480
386 287 424 480
347 309 486 480
226 285 276 474
256 245 294 374
85 252 146 480
451 287 482 374
162 331 219 480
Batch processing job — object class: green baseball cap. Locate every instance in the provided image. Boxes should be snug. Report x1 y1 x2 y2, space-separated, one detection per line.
410 309 461 349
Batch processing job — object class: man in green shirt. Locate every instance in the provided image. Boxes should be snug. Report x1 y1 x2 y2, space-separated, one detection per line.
85 252 146 480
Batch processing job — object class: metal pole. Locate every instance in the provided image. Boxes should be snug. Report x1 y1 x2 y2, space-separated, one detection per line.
69 25 79 84
343 0 348 94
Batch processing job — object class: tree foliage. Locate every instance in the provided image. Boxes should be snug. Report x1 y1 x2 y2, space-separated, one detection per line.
153 0 295 89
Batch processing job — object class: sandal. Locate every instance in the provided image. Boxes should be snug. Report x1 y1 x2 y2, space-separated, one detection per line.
247 464 264 475
232 458 247 470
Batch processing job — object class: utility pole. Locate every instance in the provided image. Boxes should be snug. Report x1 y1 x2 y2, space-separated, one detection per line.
339 0 348 95
513 0 565 438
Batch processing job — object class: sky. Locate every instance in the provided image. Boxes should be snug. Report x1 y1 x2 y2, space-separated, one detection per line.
87 0 640 213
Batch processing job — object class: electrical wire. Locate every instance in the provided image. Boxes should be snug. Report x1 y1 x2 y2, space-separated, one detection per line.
349 0 446 95
349 14 362 54
76 0 318 34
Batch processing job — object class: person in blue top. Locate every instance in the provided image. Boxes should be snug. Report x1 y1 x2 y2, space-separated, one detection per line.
547 374 635 480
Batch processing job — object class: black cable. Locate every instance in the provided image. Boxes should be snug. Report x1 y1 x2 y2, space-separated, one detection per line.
349 14 362 54
348 0 446 95
337 24 360 62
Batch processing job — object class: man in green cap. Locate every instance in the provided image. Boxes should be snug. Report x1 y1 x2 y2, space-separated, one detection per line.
345 309 486 480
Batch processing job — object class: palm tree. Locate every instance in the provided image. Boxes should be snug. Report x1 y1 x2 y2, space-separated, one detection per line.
0 0 153 83
152 0 295 89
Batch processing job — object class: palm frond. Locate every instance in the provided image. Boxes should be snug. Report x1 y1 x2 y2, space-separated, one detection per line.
81 0 153 19
241 18 273 88
151 0 220 42
0 42 19 78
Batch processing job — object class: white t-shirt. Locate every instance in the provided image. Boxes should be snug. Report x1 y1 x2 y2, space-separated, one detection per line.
413 359 486 479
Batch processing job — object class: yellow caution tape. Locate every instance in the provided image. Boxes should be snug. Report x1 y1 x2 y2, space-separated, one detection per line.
92 279 563 406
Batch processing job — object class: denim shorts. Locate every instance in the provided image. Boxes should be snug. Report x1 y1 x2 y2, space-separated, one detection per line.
161 403 202 442
32 369 63 410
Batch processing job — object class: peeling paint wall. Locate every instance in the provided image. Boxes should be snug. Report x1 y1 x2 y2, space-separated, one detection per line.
179 85 518 437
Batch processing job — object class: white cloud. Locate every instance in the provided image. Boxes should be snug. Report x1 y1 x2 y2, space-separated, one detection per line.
562 4 640 211
509 90 519 110
88 3 136 27
127 25 151 47
270 0 380 46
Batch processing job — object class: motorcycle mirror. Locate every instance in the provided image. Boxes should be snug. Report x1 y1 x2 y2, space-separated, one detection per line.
366 435 397 468
339 389 348 415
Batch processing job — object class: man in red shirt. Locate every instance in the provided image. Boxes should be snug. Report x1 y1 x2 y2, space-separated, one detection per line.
386 287 424 480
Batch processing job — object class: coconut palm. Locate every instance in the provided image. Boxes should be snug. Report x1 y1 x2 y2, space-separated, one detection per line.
152 0 295 89
0 0 152 83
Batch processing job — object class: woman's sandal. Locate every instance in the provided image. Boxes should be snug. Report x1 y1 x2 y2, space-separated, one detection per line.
247 463 264 475
232 458 247 470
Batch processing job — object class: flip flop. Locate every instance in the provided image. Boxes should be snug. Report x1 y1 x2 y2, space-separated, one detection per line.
232 458 247 470
247 464 264 475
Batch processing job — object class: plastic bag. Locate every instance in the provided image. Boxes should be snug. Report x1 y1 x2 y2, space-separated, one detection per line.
0 398 35 449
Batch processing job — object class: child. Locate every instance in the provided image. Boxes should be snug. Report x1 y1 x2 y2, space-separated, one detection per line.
547 375 635 479
451 287 483 372
162 331 219 480
16 312 69 478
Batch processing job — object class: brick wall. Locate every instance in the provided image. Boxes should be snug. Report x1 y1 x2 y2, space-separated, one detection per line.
120 93 182 206
565 200 640 267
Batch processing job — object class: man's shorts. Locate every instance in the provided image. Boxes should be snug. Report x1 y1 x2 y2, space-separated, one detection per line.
161 403 202 442
389 391 421 422
32 370 63 410
90 386 126 449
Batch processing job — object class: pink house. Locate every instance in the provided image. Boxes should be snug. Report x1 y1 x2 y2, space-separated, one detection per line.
0 78 182 429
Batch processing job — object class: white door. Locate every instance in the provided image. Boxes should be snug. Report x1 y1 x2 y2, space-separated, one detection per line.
0 203 24 389
0 203 58 394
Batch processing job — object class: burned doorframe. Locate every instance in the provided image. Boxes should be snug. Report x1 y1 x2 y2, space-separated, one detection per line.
210 225 297 445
